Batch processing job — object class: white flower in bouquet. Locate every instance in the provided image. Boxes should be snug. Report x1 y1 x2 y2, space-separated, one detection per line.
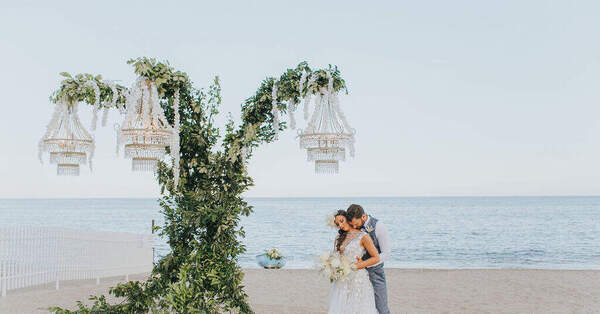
330 256 341 268
320 252 330 261
316 251 356 282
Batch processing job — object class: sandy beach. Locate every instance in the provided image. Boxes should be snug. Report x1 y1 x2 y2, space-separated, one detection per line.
1 269 599 313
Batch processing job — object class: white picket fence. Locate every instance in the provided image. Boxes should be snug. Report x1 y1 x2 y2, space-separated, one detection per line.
0 226 154 296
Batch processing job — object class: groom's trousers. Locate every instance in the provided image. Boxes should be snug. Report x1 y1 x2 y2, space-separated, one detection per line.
367 263 391 314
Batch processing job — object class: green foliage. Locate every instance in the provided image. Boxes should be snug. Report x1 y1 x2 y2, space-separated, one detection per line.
47 58 345 314
50 72 126 108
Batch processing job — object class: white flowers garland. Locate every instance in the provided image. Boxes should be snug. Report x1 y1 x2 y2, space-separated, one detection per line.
104 80 125 114
271 79 280 137
298 71 307 96
172 89 181 188
241 146 249 162
88 135 95 172
114 122 121 155
330 93 356 157
304 92 322 134
287 99 297 130
325 70 356 157
327 70 334 92
142 80 152 128
84 80 101 131
303 73 317 121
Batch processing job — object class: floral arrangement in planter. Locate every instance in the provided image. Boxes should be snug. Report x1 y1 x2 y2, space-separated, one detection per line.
256 248 286 269
265 248 282 260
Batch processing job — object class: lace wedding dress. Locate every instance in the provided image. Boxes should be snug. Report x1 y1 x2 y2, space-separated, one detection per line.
328 231 378 314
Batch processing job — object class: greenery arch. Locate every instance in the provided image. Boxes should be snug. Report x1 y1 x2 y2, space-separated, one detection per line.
48 57 347 313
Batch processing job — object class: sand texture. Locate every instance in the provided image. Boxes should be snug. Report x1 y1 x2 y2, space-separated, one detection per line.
1 269 599 313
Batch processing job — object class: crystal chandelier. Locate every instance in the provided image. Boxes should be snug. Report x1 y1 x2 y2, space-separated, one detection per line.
117 77 174 172
38 101 95 176
297 72 355 174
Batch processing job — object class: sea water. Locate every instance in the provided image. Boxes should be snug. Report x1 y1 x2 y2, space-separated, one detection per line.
0 197 599 269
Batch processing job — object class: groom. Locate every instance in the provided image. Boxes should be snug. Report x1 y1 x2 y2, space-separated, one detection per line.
347 204 391 314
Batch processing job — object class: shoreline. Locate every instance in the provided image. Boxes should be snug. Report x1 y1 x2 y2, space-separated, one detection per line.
1 268 599 313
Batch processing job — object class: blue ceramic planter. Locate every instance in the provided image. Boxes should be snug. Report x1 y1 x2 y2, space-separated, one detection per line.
256 253 286 269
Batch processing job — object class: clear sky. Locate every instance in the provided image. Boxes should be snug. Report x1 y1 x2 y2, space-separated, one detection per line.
1 0 600 198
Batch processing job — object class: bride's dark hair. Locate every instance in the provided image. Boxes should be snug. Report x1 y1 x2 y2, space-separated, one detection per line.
334 210 349 252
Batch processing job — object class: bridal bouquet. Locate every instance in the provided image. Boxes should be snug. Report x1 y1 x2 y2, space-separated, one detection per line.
317 251 355 282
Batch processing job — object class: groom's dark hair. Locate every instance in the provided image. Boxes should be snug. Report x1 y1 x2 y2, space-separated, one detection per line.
346 204 365 219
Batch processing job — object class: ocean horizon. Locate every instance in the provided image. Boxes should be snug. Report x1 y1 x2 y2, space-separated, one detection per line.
1 196 599 270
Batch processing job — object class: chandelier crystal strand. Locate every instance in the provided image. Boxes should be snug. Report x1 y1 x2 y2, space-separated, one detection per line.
330 93 356 157
101 108 109 127
57 164 80 176
91 107 99 131
271 79 280 137
88 139 95 172
38 101 65 164
299 93 323 150
70 103 96 171
307 147 345 162
315 160 339 174
172 89 180 188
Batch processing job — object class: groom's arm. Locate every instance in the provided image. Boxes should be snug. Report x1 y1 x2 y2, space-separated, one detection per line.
376 221 391 263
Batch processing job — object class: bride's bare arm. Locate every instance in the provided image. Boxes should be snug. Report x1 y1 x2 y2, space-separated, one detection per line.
355 234 380 269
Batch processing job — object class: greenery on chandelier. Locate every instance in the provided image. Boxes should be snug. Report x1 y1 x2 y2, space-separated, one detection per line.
48 57 347 313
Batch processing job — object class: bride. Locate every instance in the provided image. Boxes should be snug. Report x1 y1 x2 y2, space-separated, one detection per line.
328 210 380 314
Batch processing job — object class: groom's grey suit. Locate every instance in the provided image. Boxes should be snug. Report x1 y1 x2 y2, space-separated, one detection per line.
361 215 391 314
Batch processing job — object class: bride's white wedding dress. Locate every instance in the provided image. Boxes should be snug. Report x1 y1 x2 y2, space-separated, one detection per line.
328 231 378 314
